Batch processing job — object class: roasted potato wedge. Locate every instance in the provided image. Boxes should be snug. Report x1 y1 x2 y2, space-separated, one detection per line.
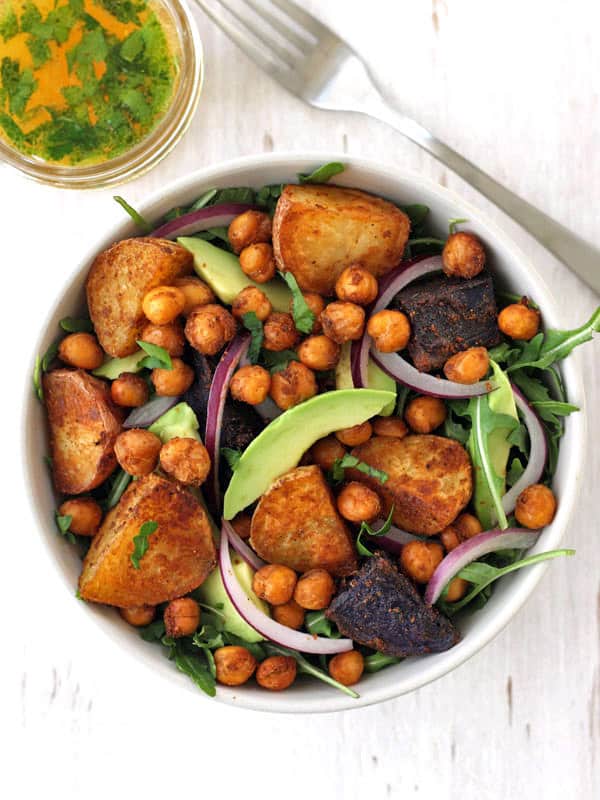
44 369 123 495
87 238 193 357
250 465 357 576
272 184 410 295
350 435 473 535
79 473 216 607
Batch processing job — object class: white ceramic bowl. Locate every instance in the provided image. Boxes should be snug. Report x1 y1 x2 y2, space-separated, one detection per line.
23 153 586 713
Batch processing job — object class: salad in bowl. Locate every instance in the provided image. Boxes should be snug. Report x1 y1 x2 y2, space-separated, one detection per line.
30 157 598 706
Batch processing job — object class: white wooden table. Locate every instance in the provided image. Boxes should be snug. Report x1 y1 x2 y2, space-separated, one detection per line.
3 2 599 798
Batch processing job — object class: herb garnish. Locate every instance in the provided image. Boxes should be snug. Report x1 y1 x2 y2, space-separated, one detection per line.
355 506 395 557
221 447 242 471
130 520 158 569
241 312 264 363
280 271 315 334
260 349 299 374
136 340 172 370
59 316 94 333
113 197 152 233
305 611 341 639
364 652 401 673
55 512 76 544
298 162 345 184
104 469 132 510
331 453 389 484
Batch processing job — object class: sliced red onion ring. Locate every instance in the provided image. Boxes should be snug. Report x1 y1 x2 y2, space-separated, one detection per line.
364 255 496 398
220 523 353 655
253 396 282 422
150 203 254 240
205 334 250 511
222 518 265 571
424 527 541 605
501 385 547 515
350 337 369 388
123 395 180 428
376 525 421 555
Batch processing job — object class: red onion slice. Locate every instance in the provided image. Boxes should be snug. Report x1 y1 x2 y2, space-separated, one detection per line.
220 523 353 655
424 527 541 605
501 385 547 515
205 334 250 511
123 395 180 428
150 203 254 240
350 337 370 388
222 518 265 571
376 525 421 555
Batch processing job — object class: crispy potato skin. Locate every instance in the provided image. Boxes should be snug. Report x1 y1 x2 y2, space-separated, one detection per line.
272 185 410 295
250 465 357 576
78 473 216 607
350 435 473 535
43 369 123 495
87 238 193 357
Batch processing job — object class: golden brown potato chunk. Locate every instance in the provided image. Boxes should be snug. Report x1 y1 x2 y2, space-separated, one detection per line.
250 465 357 576
43 369 123 495
79 473 216 607
87 238 193 357
350 435 473 535
272 184 410 295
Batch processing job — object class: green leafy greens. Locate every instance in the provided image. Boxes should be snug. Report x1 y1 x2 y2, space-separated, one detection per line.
55 513 76 545
263 643 359 699
241 312 264 363
280 271 315 334
59 316 94 333
298 162 345 184
331 453 389 485
221 447 242 471
113 197 152 233
136 340 172 371
131 520 158 569
355 506 395 557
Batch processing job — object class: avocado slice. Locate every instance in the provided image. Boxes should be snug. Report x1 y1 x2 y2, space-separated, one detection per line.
178 237 292 311
335 342 397 416
92 349 145 379
196 552 267 643
223 388 396 519
148 402 201 443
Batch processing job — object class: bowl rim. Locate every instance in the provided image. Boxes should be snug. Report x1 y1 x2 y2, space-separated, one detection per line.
22 151 587 713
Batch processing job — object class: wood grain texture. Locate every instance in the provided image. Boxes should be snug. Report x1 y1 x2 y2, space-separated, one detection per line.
2 1 599 798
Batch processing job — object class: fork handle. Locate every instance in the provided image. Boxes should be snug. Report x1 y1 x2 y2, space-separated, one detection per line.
368 99 600 296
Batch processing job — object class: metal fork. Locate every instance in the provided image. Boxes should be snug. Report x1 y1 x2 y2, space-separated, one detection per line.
193 0 599 295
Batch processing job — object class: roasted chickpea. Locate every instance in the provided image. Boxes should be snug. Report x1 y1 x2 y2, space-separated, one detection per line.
320 301 365 344
142 285 186 325
297 335 341 371
173 276 215 315
185 304 237 356
443 347 490 384
58 498 102 536
110 372 149 407
252 564 298 606
445 577 469 602
291 291 325 333
515 484 557 528
214 646 258 686
335 421 372 447
58 333 104 370
140 322 185 357
151 357 194 396
405 396 447 433
231 513 252 540
442 231 486 279
272 599 305 630
230 365 271 405
400 540 444 584
256 655 297 691
454 513 483 540
119 605 156 627
159 437 211 486
262 312 299 351
498 302 541 341
337 481 381 523
114 428 162 476
293 569 335 610
239 243 276 283
372 416 408 438
231 286 272 322
228 210 272 254
367 309 411 353
335 265 378 306
164 597 201 637
310 435 346 471
440 525 461 553
328 650 364 686
270 360 317 410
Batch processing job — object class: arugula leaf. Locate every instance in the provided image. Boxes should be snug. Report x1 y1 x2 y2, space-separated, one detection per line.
395 385 411 417
211 187 257 205
448 217 468 234
443 404 470 445
280 271 315 334
530 400 579 421
263 643 359 699
256 183 284 214
221 447 242 471
496 291 539 310
241 312 264 363
305 611 341 638
506 457 525 487
55 513 76 544
260 349 299 374
170 642 216 696
364 652 401 673
33 356 43 402
355 506 395 557
400 204 429 232
105 469 131 510
221 632 266 660
130 520 158 569
406 237 445 249
194 226 232 250
139 618 166 642
298 162 345 184
60 317 94 333
331 453 388 485
113 196 152 233
136 340 172 370
190 188 218 210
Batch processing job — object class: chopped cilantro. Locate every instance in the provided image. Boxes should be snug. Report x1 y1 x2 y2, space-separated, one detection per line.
241 312 264 363
221 447 242 471
131 521 158 569
280 271 315 334
55 513 76 545
330 453 389 484
136 340 172 370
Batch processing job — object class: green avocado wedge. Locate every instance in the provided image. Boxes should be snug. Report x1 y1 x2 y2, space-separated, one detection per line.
223 388 396 519
178 237 292 311
335 342 397 416
148 402 201 443
92 349 145 379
